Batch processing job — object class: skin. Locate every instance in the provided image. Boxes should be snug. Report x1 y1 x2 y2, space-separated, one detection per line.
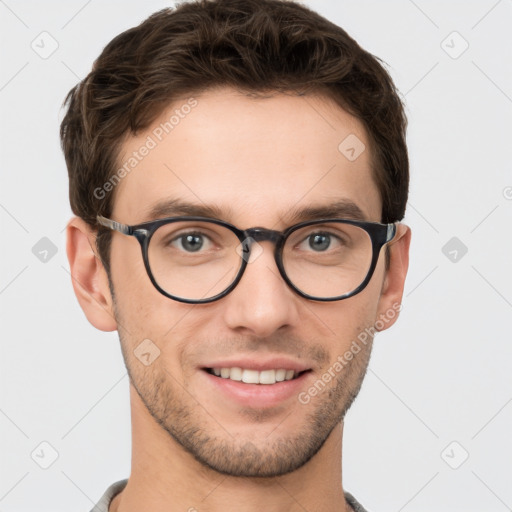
67 87 411 512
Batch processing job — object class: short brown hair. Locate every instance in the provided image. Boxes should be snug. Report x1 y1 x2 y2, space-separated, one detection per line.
60 0 408 275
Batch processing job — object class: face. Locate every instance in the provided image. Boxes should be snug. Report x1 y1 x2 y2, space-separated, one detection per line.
97 88 407 477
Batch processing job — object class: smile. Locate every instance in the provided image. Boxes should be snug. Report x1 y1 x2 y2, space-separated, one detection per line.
205 367 310 384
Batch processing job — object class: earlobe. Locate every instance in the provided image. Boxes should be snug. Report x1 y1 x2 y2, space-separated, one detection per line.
376 224 411 331
66 217 118 332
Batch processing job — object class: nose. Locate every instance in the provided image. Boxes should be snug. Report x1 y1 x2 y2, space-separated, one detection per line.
222 241 301 337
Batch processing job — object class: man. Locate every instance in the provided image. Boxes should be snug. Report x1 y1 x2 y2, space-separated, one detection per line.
61 0 411 510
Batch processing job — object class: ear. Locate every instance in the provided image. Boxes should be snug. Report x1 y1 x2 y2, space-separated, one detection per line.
66 216 117 332
375 223 411 331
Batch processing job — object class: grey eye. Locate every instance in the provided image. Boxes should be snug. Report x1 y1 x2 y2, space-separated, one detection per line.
308 233 331 251
177 233 205 252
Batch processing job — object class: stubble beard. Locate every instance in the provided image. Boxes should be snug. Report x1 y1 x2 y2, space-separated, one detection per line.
119 329 373 478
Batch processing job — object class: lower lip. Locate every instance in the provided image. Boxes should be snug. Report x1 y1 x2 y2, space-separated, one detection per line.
200 369 312 408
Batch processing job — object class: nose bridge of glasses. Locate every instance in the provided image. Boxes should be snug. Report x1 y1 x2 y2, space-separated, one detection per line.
243 227 284 247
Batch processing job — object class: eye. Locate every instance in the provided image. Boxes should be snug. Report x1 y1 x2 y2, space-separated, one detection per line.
297 231 344 252
171 232 212 252
308 233 331 251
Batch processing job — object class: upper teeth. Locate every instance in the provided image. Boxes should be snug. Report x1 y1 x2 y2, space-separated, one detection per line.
211 367 297 384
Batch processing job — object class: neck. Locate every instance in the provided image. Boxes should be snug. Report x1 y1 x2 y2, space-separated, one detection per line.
110 385 352 512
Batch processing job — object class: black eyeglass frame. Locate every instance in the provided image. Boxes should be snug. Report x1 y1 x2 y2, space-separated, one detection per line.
96 214 397 304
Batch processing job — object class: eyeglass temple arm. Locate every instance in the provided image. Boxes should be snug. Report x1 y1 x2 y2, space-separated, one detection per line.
96 215 132 235
386 222 399 243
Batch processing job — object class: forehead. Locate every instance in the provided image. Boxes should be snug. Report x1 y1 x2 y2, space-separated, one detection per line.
112 88 382 227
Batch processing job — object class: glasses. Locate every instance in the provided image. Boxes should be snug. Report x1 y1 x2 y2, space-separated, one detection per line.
96 214 397 304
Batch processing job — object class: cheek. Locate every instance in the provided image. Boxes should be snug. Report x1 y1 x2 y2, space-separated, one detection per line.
321 271 384 350
367 254 387 295
302 296 378 363
110 237 147 287
109 241 205 369
343 298 379 339
109 239 169 335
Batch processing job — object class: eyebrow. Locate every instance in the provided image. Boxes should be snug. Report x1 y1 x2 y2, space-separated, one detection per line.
284 200 367 223
141 198 230 222
139 198 368 225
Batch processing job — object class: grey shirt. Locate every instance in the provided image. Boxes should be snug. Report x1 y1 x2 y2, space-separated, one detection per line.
90 479 369 512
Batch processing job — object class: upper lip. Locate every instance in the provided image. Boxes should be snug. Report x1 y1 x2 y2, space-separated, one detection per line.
201 357 312 373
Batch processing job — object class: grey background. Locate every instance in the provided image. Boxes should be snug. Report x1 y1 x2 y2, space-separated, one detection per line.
1 1 511 511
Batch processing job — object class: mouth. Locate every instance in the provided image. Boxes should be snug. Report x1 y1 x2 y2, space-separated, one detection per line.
199 363 314 408
203 367 312 385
